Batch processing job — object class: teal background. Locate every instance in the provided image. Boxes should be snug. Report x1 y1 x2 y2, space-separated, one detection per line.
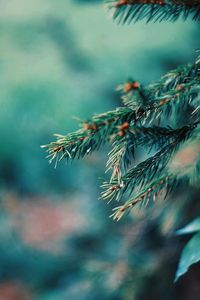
0 1 199 299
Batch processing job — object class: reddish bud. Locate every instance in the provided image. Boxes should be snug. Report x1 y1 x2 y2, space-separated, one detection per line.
177 84 183 91
118 130 125 137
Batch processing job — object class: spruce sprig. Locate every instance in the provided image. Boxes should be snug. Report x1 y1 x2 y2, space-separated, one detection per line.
110 174 175 221
106 124 197 183
42 56 200 220
41 107 135 165
101 123 197 204
106 0 200 23
42 57 200 166
120 57 200 123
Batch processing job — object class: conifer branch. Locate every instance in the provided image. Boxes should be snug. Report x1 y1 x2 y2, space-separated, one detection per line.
42 0 200 220
41 108 135 165
106 124 197 184
42 57 200 169
119 56 200 124
101 123 197 203
110 174 175 221
107 0 200 23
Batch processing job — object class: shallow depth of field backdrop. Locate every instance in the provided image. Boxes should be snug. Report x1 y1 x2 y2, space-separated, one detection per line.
0 1 199 299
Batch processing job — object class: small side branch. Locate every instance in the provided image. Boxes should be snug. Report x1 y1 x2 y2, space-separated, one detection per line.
110 175 175 221
101 123 197 203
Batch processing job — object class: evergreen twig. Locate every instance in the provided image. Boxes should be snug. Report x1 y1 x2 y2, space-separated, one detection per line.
110 174 175 221
107 0 200 23
42 3 200 220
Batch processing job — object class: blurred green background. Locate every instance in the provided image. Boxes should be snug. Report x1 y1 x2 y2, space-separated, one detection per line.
0 0 199 299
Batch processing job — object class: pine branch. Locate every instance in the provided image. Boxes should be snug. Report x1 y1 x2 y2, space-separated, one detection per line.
147 57 200 102
110 174 175 221
42 57 200 167
101 143 176 202
42 57 200 219
41 108 135 165
107 0 200 23
119 56 200 124
105 124 197 184
101 123 197 203
117 80 148 109
42 0 200 222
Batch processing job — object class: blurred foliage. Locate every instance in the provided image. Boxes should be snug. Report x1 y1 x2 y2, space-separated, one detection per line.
0 0 199 299
176 218 200 282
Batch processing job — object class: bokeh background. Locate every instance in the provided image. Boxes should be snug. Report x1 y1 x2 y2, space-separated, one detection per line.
0 0 200 299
